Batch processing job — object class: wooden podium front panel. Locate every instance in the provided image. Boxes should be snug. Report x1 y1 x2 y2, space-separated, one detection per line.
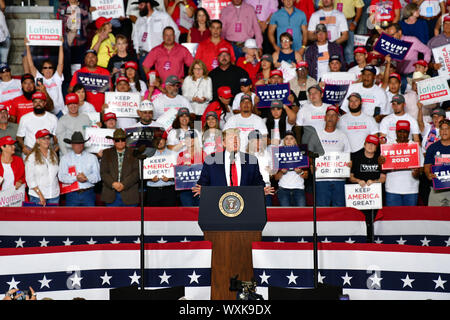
203 231 261 300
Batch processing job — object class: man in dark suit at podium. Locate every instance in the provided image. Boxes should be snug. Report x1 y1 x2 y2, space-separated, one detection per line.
193 128 274 196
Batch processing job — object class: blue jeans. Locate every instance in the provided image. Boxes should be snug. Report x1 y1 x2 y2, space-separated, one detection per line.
315 180 346 207
29 195 60 206
0 37 10 64
277 187 306 207
179 190 200 207
65 188 96 206
106 192 138 207
344 21 355 64
231 42 244 59
385 192 418 206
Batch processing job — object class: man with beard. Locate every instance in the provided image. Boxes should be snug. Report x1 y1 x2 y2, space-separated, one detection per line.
69 50 111 113
152 75 194 119
131 0 179 79
209 47 249 101
8 74 54 124
337 92 379 152
16 92 58 157
340 66 389 123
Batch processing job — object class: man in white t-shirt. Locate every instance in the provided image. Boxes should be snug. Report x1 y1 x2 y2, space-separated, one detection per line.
307 0 349 45
296 84 331 132
347 47 380 79
316 105 351 207
0 64 21 103
16 92 58 157
379 120 423 206
223 94 268 152
341 66 389 121
152 75 193 119
338 92 379 152
379 94 420 144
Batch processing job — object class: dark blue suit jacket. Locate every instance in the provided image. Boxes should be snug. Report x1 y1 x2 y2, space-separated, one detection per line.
197 152 265 187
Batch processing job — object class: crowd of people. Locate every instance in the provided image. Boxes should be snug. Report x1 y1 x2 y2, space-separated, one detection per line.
0 0 449 209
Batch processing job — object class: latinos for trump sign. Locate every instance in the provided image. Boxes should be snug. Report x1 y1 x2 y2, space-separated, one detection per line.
175 164 203 190
432 44 450 79
271 145 309 170
345 183 383 210
380 143 420 170
417 76 450 106
105 92 140 118
432 165 450 190
84 127 115 153
91 0 125 20
77 72 110 93
26 19 62 46
315 152 351 178
256 83 291 107
143 153 176 179
373 33 412 60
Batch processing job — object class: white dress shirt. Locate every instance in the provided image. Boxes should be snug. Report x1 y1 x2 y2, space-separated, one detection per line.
224 150 242 187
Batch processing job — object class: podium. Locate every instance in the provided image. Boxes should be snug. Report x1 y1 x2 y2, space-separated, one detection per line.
198 186 266 300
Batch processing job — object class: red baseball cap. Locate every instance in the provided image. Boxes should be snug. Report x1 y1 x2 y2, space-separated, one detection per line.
414 60 428 68
270 69 283 78
0 136 16 147
32 91 46 101
296 61 309 69
65 93 79 105
217 86 233 99
326 105 340 115
95 17 112 29
354 47 367 54
35 129 52 140
389 73 401 82
365 134 379 146
103 112 117 122
217 47 231 56
396 120 410 132
444 15 450 22
124 61 138 70
116 75 129 84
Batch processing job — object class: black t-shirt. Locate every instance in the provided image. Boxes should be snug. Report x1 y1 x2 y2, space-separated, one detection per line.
351 148 382 181
209 65 250 102
107 53 139 81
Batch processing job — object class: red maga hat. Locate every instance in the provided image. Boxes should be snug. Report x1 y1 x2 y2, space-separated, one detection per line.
396 120 410 132
35 129 52 140
65 93 79 105
365 134 379 145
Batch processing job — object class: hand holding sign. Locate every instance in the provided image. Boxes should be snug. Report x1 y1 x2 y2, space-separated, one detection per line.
373 33 412 61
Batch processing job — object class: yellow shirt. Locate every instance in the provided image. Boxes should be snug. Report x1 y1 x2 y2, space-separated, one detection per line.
318 0 365 19
90 33 116 68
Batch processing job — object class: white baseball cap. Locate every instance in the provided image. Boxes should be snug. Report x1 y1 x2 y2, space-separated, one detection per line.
244 38 258 49
139 100 154 111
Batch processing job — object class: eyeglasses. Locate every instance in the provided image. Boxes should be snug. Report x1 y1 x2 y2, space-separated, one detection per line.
114 138 126 143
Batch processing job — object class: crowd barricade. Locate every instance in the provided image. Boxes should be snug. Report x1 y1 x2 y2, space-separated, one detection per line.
252 242 450 300
0 242 212 300
373 206 450 247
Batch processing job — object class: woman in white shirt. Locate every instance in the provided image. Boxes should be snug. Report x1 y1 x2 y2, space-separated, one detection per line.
273 131 308 207
25 129 60 206
167 107 193 155
202 111 223 155
182 60 212 119
124 61 147 97
25 38 64 117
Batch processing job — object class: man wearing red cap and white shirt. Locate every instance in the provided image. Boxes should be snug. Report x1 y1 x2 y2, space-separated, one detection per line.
56 93 91 156
142 26 193 83
209 46 250 101
348 47 380 77
315 105 351 207
16 92 58 157
223 93 268 152
379 94 420 144
195 19 236 71
379 120 423 206
152 75 193 119
103 112 117 129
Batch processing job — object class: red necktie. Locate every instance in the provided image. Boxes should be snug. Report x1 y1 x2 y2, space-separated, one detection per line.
231 162 238 186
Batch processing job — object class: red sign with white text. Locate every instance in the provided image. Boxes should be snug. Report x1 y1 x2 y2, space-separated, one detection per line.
380 143 420 170
59 166 80 195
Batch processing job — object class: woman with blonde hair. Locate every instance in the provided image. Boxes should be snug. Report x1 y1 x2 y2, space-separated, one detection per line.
25 129 60 206
182 59 213 119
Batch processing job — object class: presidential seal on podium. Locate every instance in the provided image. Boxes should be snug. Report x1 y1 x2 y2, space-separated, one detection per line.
219 192 244 218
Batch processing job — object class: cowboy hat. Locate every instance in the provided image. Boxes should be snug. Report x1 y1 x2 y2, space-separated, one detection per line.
63 131 90 144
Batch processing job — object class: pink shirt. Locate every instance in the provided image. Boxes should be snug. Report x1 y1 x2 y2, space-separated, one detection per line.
142 43 194 82
245 0 278 21
220 2 263 48
396 35 432 74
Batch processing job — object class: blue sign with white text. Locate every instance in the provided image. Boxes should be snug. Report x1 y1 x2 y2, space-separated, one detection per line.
373 33 412 60
175 164 203 190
